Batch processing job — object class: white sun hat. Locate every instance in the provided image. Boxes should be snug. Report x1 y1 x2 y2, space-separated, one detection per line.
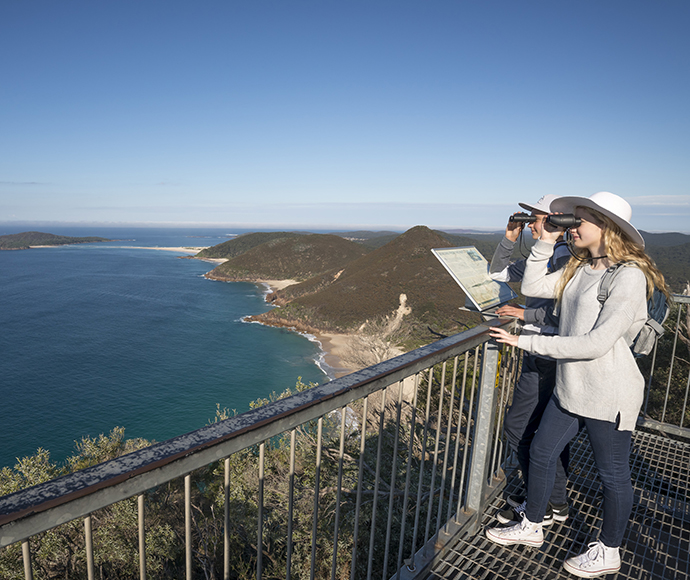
518 194 559 214
550 191 645 248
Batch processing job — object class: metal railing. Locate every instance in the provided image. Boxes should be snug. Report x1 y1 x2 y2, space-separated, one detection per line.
638 294 690 441
2 294 687 580
0 319 517 580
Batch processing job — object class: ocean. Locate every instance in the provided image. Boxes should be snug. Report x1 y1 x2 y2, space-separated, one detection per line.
0 226 329 470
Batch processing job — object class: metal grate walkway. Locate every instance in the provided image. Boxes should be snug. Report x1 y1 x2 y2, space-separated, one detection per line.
427 429 690 580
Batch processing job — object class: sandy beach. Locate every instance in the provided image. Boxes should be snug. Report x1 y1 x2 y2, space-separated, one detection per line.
314 332 358 378
120 245 209 254
115 246 229 263
260 279 299 291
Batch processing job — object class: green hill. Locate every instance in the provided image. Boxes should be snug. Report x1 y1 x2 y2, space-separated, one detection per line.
254 226 482 339
335 230 402 250
195 231 305 260
0 231 110 250
205 233 368 282
640 230 690 248
646 242 690 292
636 230 690 293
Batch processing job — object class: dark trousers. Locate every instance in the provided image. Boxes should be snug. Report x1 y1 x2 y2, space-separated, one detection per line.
525 397 634 547
504 353 569 504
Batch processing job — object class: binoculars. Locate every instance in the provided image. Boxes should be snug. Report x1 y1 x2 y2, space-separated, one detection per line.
509 213 582 228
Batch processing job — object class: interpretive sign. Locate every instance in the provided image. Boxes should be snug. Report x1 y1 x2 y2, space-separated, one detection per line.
431 247 517 312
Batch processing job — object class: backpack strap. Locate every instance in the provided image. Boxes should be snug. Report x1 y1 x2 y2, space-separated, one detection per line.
597 262 626 306
595 261 669 357
548 240 569 272
646 317 666 335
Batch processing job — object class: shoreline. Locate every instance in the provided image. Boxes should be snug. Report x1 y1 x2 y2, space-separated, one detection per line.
312 331 358 379
254 280 357 379
113 245 229 264
115 247 358 380
118 245 210 254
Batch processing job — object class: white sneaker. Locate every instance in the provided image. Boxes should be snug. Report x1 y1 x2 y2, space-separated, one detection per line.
563 541 621 577
485 513 544 548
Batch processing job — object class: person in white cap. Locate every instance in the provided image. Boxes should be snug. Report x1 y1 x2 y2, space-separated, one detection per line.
489 194 571 527
486 192 669 578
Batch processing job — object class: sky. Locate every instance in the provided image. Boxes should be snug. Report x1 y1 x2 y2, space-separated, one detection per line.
1 1 689 232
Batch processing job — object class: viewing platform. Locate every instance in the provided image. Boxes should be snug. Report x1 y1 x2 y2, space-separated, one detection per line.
427 429 689 579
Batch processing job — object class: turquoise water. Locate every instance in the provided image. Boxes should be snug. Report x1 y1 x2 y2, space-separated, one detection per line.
0 227 328 469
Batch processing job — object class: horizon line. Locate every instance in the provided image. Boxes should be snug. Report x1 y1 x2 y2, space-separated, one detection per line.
1 220 688 236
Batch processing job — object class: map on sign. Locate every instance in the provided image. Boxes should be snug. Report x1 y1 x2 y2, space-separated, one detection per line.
432 246 517 312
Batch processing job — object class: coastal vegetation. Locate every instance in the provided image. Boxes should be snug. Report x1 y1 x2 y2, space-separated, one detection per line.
204 233 368 283
200 225 690 350
337 230 403 250
257 226 478 339
203 226 494 346
0 231 110 250
0 378 458 580
196 231 305 260
645 241 690 291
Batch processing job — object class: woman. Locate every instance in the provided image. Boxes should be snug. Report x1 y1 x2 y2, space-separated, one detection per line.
484 192 669 578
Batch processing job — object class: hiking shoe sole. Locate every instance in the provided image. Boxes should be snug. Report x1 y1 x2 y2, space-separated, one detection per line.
549 501 569 523
485 524 544 548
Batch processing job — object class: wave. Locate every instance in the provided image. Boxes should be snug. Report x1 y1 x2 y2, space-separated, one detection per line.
238 315 334 380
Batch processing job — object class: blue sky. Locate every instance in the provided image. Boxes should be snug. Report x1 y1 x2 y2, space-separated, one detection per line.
1 1 689 232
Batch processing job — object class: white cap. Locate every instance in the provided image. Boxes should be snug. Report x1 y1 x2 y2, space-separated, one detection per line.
518 194 559 214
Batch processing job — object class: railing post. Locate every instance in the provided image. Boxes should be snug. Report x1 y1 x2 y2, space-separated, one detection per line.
138 495 146 580
22 539 33 580
85 514 95 580
185 474 192 580
257 442 265 580
224 458 230 580
465 339 501 527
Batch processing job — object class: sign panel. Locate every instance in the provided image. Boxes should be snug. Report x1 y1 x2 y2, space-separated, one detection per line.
432 246 517 312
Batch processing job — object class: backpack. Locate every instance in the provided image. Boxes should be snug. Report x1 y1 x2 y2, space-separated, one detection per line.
597 262 670 357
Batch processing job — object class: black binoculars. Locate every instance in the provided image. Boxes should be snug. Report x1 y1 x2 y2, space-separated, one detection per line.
509 213 537 223
509 213 582 228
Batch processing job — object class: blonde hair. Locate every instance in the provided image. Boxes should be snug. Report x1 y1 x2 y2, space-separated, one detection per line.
555 207 670 303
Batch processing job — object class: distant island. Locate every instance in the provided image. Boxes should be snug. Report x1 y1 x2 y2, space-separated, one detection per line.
0 231 111 250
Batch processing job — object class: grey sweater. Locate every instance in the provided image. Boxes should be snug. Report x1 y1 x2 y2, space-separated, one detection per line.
517 240 648 431
489 236 570 332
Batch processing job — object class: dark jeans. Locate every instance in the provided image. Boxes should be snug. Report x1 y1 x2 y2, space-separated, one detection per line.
504 353 569 504
525 397 633 548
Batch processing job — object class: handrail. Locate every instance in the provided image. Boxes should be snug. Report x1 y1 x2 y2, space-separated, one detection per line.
0 320 507 549
638 293 690 439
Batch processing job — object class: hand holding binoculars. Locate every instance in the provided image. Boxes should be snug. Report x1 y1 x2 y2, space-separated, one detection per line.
509 213 582 228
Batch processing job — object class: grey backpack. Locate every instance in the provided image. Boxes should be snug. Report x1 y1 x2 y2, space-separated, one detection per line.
597 263 670 357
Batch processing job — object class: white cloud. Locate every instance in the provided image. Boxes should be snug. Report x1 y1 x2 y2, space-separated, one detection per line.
628 195 690 206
